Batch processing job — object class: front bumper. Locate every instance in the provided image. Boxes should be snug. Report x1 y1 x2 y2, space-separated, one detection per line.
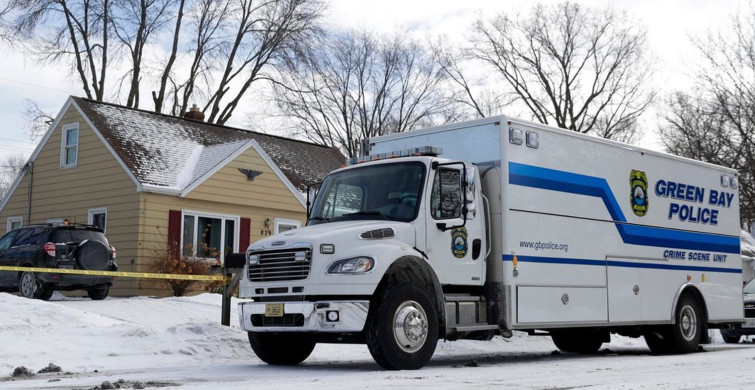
239 301 370 332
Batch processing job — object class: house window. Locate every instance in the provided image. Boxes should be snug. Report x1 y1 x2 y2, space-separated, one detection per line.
88 207 107 232
181 210 239 261
60 123 79 168
6 216 22 231
275 218 301 234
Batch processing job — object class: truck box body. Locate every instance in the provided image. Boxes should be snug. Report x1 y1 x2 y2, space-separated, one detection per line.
238 115 743 370
368 115 742 329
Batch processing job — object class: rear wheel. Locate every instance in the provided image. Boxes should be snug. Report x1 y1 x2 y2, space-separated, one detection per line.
646 294 704 354
87 285 110 300
551 329 604 354
248 332 316 365
669 295 702 353
18 271 52 300
366 283 438 370
722 334 741 344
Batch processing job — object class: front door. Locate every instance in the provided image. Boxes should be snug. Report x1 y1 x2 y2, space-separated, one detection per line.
0 230 18 286
424 164 486 286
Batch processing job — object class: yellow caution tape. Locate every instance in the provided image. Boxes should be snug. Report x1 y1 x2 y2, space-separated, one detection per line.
0 266 228 281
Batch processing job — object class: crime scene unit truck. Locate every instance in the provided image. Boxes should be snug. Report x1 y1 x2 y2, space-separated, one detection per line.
237 115 743 370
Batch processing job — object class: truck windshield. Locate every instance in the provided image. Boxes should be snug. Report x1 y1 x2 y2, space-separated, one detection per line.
308 162 426 225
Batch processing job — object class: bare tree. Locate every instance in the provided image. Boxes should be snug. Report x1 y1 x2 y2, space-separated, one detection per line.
661 5 755 226
432 40 512 119
273 30 452 157
9 0 323 125
0 155 27 200
203 0 324 125
11 0 112 101
23 99 56 141
467 1 654 142
111 0 176 108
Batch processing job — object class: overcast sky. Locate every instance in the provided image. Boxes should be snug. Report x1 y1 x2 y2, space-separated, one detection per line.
0 0 744 164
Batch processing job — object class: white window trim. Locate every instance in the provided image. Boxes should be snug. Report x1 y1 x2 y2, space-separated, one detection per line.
46 218 64 226
180 209 240 261
274 218 301 234
88 207 108 232
60 122 80 169
7 216 22 231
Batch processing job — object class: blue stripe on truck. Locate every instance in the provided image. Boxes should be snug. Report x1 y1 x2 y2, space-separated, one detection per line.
502 254 742 274
508 162 741 254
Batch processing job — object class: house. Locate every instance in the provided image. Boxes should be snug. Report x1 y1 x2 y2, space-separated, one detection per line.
0 97 345 295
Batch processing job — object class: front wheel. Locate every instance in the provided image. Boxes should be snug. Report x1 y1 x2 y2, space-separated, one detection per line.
248 332 316 365
366 283 438 370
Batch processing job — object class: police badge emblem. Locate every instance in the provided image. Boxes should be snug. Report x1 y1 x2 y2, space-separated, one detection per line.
630 170 648 217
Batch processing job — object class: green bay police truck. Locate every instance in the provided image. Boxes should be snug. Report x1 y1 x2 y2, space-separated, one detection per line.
237 116 744 370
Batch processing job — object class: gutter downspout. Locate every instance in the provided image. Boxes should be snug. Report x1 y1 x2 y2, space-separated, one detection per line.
26 161 33 223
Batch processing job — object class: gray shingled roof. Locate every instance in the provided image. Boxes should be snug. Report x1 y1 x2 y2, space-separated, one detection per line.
73 97 345 193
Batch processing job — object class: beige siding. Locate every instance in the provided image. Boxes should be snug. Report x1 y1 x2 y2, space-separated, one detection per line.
0 105 141 296
135 146 306 296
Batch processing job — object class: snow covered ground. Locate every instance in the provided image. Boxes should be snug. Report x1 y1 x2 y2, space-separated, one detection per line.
1 292 754 390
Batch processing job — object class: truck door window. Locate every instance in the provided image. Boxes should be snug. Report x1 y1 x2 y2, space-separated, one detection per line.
431 168 462 220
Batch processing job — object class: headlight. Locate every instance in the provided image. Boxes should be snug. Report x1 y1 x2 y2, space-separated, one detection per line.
327 257 374 274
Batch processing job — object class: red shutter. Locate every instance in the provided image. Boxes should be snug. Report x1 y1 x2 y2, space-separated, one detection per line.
168 210 182 260
239 217 251 252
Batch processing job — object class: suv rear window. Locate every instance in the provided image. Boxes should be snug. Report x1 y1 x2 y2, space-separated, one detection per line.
53 229 107 244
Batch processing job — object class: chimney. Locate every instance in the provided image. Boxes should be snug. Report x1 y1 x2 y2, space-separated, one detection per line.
184 104 205 122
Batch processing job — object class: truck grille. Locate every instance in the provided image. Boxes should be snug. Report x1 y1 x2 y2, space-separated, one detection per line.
248 249 311 282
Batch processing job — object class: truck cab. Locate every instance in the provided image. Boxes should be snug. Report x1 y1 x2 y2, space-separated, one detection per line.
238 147 490 370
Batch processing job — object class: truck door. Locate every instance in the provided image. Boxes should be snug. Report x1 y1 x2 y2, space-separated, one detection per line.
424 164 486 286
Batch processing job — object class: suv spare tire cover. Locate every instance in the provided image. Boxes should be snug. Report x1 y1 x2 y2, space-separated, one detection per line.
76 240 110 271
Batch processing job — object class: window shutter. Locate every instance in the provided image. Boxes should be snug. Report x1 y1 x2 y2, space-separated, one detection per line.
168 210 181 260
240 217 251 252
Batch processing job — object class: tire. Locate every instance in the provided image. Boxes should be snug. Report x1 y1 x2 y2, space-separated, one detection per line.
721 334 741 344
87 285 110 300
366 283 439 370
551 329 604 354
248 332 315 365
76 240 110 271
644 329 673 354
18 271 52 300
669 294 703 353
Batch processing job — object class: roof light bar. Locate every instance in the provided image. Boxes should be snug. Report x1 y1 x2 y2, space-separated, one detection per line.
346 146 442 165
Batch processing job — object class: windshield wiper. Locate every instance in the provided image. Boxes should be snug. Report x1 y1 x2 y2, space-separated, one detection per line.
308 216 330 222
344 210 388 220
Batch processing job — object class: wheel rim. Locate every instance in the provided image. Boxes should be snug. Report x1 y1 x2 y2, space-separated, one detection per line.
20 273 36 297
392 300 429 353
679 304 698 341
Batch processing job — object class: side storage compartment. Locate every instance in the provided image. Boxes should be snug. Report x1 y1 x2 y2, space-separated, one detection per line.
517 286 607 324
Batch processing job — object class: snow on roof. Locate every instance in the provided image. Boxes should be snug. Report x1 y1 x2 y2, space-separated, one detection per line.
72 97 345 193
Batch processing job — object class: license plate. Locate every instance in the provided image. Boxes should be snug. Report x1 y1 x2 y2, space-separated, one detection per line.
265 303 284 317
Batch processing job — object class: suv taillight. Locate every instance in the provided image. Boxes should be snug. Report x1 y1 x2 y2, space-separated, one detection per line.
110 244 116 259
44 242 56 257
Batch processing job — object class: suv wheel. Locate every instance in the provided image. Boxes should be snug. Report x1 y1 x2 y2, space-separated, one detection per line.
19 271 53 300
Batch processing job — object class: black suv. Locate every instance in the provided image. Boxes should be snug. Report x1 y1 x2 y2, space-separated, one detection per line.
0 224 117 300
721 278 755 343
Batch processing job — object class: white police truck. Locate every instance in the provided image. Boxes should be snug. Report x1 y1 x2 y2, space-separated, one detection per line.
238 116 744 370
